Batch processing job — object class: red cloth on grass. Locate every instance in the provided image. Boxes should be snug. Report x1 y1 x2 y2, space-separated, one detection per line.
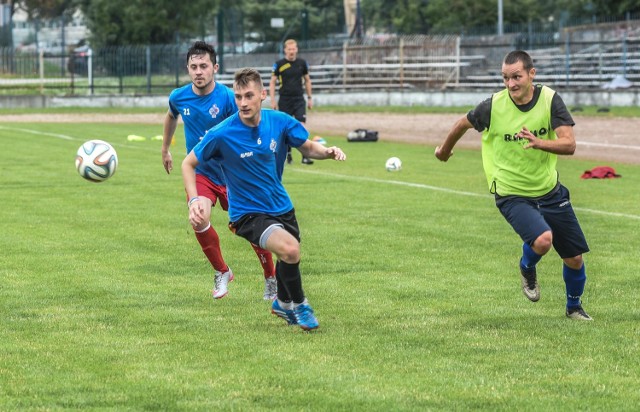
581 166 621 179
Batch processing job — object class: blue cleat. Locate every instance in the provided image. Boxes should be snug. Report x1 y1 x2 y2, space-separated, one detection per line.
271 299 297 325
293 303 319 331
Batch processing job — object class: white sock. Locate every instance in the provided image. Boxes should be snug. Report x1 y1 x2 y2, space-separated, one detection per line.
292 298 308 309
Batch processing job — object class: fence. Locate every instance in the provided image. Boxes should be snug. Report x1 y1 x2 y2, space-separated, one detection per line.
2 21 640 96
0 44 187 95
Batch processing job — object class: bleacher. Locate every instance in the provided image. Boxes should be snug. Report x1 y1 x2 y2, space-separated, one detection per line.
444 30 640 90
218 27 640 92
222 55 486 91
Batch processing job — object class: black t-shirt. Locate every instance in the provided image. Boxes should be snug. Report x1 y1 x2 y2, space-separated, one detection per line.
272 58 309 97
467 84 575 132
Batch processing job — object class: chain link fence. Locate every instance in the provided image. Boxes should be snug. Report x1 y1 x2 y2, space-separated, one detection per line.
2 19 640 95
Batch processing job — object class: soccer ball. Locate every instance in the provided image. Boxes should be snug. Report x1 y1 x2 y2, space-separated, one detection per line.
385 157 402 172
75 140 118 182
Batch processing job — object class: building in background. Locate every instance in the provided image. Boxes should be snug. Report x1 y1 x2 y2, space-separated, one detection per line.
11 8 88 52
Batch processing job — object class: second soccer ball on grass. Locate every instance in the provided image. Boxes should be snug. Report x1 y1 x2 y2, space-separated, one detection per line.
385 157 402 172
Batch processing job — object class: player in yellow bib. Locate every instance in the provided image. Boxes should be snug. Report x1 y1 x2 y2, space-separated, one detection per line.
435 50 592 321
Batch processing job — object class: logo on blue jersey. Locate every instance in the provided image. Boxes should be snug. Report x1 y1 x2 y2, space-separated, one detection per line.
209 104 220 118
270 138 277 153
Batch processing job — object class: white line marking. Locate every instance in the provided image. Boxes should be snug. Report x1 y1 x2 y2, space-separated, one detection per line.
4 125 639 220
292 168 640 220
0 125 75 140
577 141 640 150
0 125 154 151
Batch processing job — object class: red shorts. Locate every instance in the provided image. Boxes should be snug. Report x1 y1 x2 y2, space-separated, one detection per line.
186 173 228 211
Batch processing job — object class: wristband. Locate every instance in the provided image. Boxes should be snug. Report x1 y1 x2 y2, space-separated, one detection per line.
188 197 200 206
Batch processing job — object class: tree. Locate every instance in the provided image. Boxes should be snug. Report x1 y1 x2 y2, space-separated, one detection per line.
362 0 640 35
20 0 74 20
10 0 640 48
75 0 220 46
239 0 344 44
1 0 19 47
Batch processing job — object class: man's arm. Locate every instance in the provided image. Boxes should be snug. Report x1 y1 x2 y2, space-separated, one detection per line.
297 140 346 161
181 151 206 226
435 115 474 162
518 125 576 155
269 74 278 110
304 73 313 110
519 92 576 155
162 110 179 174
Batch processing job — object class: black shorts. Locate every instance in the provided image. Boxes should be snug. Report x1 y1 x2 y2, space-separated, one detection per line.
278 95 306 123
229 209 300 249
495 183 589 258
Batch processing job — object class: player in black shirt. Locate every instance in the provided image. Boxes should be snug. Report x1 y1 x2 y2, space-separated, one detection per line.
269 39 314 165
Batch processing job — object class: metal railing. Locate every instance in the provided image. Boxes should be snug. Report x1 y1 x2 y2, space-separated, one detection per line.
2 26 640 96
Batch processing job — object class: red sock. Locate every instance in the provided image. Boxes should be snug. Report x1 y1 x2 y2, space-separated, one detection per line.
251 243 275 278
194 224 228 272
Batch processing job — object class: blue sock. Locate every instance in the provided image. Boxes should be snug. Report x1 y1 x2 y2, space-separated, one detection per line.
563 263 586 308
520 242 542 270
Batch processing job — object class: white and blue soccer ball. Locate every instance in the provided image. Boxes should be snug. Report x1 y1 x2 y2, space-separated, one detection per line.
385 156 402 172
75 140 118 182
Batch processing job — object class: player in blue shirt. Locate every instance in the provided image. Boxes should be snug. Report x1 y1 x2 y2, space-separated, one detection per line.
162 42 276 300
182 68 346 331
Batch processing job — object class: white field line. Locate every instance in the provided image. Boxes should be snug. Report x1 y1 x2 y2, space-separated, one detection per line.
0 125 153 151
4 125 639 220
0 125 75 140
577 141 640 150
292 168 640 220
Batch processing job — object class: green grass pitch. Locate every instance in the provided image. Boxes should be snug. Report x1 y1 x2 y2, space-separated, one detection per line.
1 117 639 410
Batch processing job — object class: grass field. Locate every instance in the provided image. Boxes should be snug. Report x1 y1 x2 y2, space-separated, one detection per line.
1 116 639 411
3 104 640 117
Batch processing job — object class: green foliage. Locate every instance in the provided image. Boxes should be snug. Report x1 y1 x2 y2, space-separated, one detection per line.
16 0 640 46
1 116 639 409
21 0 75 20
363 0 640 34
75 0 220 46
239 0 345 43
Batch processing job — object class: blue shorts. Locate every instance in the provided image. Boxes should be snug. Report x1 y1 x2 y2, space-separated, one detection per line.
495 183 589 259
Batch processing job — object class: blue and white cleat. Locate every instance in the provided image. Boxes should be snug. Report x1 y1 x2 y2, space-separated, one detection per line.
271 299 297 325
293 303 319 331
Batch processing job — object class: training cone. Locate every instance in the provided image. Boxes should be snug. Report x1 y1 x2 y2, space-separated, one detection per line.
127 134 146 142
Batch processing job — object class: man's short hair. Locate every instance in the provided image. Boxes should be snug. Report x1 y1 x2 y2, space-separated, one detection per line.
284 39 297 48
234 68 263 90
187 41 217 65
504 50 534 71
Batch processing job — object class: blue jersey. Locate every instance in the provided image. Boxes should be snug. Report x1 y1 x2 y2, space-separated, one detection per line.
168 81 237 185
193 110 309 222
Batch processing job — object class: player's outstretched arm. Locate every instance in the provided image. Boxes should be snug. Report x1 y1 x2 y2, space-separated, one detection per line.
435 115 473 162
298 140 346 161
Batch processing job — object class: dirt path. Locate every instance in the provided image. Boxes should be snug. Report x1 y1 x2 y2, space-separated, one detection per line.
1 112 638 164
306 112 640 165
